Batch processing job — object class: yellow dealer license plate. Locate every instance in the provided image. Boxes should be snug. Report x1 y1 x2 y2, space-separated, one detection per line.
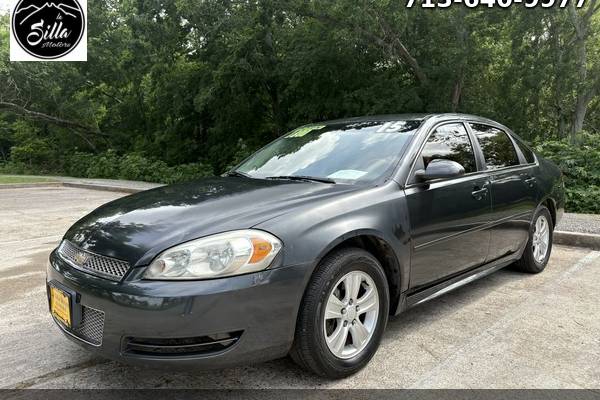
50 286 71 328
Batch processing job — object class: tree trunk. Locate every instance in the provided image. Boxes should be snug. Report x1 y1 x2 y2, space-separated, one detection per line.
451 7 468 113
572 99 586 134
572 87 595 135
567 0 599 137
549 16 568 138
451 73 463 113
558 112 567 139
571 34 588 136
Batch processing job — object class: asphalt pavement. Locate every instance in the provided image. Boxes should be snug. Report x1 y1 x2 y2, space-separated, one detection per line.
1 186 600 388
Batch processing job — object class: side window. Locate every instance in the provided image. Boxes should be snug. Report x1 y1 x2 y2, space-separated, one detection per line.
470 123 519 169
513 136 536 164
419 123 477 174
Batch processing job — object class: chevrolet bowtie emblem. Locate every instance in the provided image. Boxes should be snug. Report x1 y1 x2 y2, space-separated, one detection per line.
74 251 89 265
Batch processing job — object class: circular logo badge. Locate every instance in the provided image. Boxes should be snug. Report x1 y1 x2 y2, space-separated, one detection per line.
12 0 85 59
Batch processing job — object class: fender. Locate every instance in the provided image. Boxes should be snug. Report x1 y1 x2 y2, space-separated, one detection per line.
256 182 412 312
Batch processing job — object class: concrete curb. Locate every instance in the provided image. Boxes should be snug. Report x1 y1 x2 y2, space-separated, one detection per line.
0 182 63 189
554 231 600 251
0 181 154 194
61 182 144 194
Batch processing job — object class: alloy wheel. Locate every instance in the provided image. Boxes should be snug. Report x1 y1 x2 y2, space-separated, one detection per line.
323 270 379 359
532 215 550 263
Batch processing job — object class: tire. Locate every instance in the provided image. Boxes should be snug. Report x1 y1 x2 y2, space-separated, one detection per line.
290 247 389 378
514 206 553 274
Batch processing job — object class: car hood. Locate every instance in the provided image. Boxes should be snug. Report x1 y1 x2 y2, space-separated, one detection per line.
64 177 362 266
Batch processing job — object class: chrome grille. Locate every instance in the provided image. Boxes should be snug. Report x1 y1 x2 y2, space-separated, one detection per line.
73 305 105 346
58 240 130 281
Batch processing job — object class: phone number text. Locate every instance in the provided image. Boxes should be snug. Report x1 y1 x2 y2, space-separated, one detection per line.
407 0 585 7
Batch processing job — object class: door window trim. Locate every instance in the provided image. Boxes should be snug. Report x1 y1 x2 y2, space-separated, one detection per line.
405 121 484 188
467 122 535 171
509 133 538 166
403 119 539 188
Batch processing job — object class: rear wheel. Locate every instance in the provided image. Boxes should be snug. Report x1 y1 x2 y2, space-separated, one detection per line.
290 248 389 378
515 206 553 273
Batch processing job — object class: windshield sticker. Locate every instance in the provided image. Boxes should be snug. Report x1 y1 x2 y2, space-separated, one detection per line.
328 170 367 180
287 125 326 138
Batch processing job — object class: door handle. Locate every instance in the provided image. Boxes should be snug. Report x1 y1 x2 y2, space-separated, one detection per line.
524 177 536 187
471 187 488 199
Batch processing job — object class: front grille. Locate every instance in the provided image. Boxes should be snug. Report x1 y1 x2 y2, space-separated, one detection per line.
72 305 105 346
123 331 243 356
58 240 130 281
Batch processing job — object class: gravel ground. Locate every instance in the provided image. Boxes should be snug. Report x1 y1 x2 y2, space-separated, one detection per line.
556 213 600 235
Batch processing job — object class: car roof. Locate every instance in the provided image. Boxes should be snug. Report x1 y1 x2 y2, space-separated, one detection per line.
319 113 504 128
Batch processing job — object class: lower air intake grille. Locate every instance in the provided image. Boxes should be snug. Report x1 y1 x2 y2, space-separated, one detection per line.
72 305 105 346
124 331 243 356
58 240 130 281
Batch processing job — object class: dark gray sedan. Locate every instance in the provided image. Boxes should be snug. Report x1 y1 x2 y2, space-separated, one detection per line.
47 113 564 378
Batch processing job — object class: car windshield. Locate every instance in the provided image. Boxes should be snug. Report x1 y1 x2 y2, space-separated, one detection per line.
235 120 422 184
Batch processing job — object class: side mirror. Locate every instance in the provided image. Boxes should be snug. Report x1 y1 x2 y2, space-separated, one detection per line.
415 159 465 182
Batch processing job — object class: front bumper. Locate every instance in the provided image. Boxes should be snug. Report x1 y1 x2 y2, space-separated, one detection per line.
47 250 309 369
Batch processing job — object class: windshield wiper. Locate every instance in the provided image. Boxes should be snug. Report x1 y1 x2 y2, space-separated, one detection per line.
225 170 252 178
265 175 336 184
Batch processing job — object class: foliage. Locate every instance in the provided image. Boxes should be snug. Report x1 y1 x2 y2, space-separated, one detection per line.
66 151 213 184
0 3 599 212
1 150 213 184
535 133 600 213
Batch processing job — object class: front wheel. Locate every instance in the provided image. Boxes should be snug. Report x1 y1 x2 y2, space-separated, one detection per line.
515 206 553 274
290 248 389 378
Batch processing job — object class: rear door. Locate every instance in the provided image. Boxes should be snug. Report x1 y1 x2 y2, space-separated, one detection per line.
405 122 492 290
468 123 538 262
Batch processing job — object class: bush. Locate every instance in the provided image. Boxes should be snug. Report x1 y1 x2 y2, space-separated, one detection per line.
85 150 121 179
65 152 95 177
534 132 600 214
10 138 55 170
118 153 168 182
564 187 600 214
1 148 216 184
165 162 214 184
61 151 214 184
0 161 36 175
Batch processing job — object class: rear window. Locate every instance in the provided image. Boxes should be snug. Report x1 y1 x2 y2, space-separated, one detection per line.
470 123 519 169
513 136 536 164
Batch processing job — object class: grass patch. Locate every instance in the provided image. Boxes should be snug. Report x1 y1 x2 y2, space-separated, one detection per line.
0 175 57 184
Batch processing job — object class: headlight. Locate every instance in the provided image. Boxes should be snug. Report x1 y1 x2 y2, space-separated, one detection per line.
144 230 282 280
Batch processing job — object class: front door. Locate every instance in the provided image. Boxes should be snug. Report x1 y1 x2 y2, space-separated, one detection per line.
405 122 492 290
